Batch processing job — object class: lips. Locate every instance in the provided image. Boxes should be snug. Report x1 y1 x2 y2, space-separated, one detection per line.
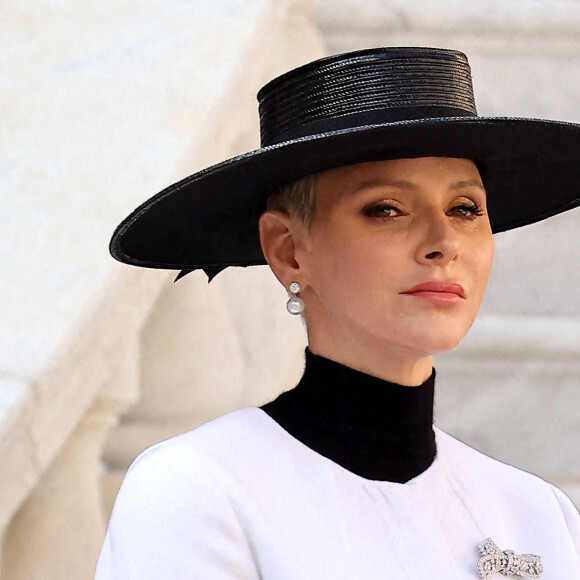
401 280 465 299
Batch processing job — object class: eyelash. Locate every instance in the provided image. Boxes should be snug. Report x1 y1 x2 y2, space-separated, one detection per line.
450 203 484 219
362 202 485 220
362 204 400 218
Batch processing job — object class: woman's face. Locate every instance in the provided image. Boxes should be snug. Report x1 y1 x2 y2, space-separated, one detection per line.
297 157 494 364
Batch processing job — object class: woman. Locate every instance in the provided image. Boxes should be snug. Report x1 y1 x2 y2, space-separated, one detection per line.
96 47 580 579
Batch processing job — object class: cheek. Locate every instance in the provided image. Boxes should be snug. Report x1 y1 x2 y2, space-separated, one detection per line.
320 239 404 313
467 237 494 298
307 236 383 301
314 241 362 292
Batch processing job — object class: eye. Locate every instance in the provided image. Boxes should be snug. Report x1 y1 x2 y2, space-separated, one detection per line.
362 202 402 219
448 202 485 219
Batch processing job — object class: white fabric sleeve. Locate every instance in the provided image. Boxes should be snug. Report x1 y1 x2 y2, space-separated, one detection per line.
94 441 259 580
551 484 580 555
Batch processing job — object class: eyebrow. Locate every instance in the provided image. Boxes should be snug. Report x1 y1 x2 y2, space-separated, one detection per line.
449 179 486 192
352 179 418 192
350 178 486 195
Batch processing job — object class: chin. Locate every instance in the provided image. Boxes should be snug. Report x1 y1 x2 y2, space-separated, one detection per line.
423 336 464 356
399 321 473 356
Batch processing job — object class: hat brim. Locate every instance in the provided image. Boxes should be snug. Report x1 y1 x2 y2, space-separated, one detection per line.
111 116 580 274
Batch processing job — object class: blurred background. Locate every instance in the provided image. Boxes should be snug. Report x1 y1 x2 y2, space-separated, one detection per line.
1 0 579 577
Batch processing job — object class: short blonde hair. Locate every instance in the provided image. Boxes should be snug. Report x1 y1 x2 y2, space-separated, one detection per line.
266 174 317 227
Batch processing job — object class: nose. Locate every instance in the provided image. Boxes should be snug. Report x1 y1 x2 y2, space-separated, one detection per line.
414 211 460 266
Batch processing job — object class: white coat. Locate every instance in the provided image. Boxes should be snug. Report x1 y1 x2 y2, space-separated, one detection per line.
95 407 580 579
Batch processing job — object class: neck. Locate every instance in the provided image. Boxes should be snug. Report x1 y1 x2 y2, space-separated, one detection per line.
307 331 434 387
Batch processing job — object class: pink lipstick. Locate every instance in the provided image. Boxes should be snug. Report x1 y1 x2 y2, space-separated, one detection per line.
401 280 465 303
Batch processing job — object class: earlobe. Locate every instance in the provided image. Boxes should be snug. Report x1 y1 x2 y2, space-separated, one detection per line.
258 210 303 286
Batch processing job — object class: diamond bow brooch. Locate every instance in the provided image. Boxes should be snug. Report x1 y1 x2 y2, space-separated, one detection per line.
477 538 543 579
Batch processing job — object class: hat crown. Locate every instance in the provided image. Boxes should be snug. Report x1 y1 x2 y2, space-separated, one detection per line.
258 47 477 147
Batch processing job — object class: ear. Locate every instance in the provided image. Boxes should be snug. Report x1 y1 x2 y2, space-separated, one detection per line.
258 210 306 287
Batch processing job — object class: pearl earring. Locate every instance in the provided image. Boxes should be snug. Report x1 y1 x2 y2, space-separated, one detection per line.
286 282 305 315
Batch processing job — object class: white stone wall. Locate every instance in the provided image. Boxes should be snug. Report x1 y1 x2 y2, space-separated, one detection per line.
315 0 580 505
0 1 321 577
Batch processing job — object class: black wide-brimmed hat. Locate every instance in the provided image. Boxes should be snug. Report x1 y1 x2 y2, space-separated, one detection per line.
110 47 580 281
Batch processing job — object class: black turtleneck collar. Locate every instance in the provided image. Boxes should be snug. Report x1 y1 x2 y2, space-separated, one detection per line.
260 349 436 483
